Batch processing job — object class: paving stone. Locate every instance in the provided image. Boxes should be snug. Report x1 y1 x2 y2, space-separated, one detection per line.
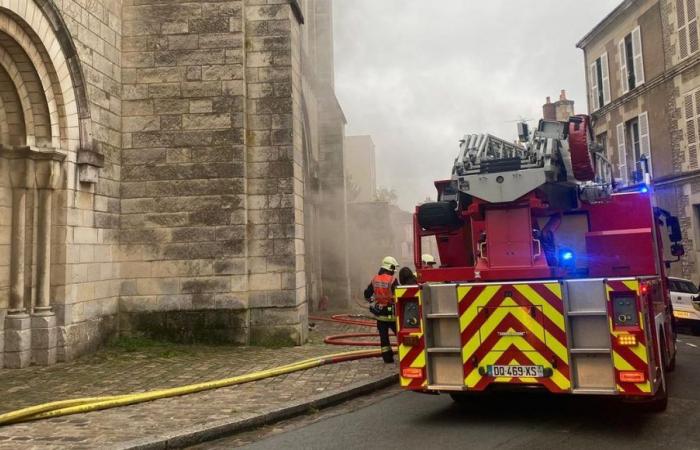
0 313 395 448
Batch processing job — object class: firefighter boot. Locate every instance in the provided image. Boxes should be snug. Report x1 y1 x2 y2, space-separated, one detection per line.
377 320 396 363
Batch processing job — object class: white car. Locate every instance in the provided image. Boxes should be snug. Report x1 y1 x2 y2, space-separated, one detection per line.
669 277 700 333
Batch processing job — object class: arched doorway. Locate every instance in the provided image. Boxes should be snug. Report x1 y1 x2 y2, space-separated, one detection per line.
0 1 91 368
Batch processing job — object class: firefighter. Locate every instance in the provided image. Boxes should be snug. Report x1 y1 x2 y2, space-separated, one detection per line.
422 253 437 268
364 256 399 363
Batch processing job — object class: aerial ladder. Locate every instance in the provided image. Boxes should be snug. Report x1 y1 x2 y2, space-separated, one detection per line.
396 115 682 411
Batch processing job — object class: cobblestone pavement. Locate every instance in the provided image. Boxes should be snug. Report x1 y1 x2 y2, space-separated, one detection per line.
0 313 397 449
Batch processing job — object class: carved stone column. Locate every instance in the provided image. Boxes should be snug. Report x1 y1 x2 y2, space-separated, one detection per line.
1 147 64 367
31 151 65 366
2 148 35 368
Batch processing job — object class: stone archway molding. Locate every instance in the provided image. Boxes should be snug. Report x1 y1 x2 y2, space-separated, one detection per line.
1 0 93 152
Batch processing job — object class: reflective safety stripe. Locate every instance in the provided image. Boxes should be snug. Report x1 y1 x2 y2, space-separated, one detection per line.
458 282 571 393
376 316 395 322
381 346 392 352
605 279 652 394
396 287 427 388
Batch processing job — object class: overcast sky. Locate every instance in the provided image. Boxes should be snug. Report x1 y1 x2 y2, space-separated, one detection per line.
333 0 621 210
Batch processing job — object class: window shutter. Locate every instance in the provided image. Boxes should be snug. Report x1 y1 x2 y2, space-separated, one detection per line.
601 53 611 105
638 111 651 175
690 19 699 54
590 62 599 111
677 0 698 58
688 0 699 54
616 122 628 183
619 40 629 94
631 27 645 85
685 93 698 169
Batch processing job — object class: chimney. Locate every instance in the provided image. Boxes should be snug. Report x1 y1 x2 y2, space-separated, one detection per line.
554 89 575 121
543 96 556 121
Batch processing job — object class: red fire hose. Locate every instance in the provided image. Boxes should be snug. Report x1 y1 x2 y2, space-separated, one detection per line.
309 314 398 347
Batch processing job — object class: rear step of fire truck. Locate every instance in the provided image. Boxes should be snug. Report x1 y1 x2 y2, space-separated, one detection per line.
397 278 659 396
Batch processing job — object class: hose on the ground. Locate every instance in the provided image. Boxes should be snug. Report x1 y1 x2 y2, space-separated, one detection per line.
309 314 397 347
0 314 395 426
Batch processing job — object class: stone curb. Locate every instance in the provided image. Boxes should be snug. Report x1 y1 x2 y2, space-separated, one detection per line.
117 372 399 449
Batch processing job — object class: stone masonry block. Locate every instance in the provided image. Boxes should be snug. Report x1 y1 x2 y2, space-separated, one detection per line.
5 327 31 353
247 289 297 309
177 49 226 66
33 347 57 366
249 272 281 291
3 351 31 369
30 314 56 329
250 306 301 327
161 22 189 35
246 5 289 21
31 327 57 350
181 277 231 294
168 34 199 50
190 17 230 34
200 33 242 49
249 324 302 347
181 81 223 97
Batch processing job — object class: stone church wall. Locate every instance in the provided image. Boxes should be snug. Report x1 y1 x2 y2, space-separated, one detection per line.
0 0 345 367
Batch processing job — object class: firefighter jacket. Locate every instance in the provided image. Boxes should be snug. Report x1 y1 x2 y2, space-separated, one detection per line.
371 273 395 306
365 273 397 306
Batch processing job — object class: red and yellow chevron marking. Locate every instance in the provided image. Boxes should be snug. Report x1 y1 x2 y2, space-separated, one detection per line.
458 282 571 392
605 279 652 395
396 287 427 389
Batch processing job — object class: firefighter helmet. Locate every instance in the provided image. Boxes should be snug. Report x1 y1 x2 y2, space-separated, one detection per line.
422 254 436 266
381 256 399 272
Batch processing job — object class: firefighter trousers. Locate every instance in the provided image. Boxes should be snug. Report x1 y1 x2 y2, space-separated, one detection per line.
377 319 396 363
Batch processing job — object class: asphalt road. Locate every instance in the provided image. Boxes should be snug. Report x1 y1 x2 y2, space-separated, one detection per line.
200 332 700 450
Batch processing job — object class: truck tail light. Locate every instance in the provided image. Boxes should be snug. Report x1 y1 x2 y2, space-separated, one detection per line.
402 367 424 379
640 283 649 295
616 333 637 346
619 371 646 383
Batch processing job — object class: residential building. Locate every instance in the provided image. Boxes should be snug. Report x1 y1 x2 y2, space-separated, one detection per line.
0 0 350 368
577 0 700 281
344 135 377 202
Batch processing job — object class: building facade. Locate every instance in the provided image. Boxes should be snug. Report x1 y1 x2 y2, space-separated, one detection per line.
344 135 377 203
578 0 700 281
0 0 350 369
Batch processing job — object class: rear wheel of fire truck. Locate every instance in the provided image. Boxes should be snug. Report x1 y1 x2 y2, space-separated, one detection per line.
642 334 670 413
668 341 677 372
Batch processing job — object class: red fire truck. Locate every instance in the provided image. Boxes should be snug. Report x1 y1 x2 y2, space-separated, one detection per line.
396 116 682 411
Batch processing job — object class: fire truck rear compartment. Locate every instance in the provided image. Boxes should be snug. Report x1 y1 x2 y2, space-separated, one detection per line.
418 279 640 394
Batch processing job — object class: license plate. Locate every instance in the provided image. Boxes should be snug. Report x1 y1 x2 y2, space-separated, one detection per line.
488 365 544 378
674 311 692 319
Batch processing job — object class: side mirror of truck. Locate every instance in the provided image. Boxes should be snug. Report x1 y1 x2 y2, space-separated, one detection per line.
671 243 685 257
667 216 682 243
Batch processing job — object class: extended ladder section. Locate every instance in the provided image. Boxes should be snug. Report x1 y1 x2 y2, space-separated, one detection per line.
453 134 537 177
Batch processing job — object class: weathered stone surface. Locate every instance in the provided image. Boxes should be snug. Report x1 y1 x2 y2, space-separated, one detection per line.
1 0 350 368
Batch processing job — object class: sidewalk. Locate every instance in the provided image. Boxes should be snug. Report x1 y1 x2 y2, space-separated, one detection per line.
0 313 397 449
